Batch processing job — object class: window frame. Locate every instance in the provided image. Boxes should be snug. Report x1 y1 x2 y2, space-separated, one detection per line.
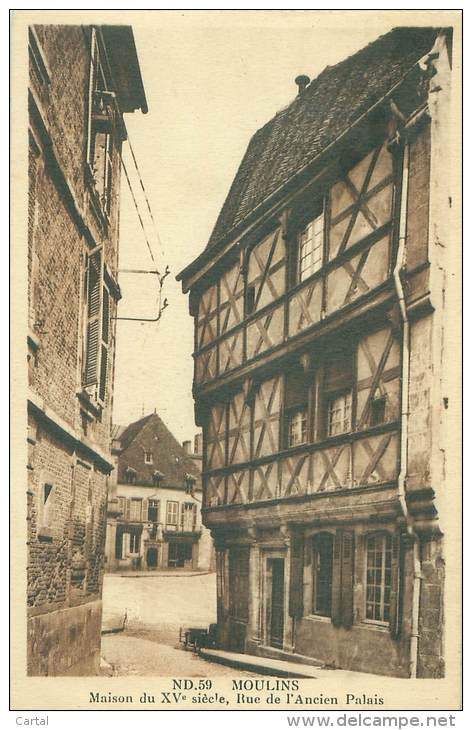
364 532 393 626
283 364 312 449
312 532 334 618
129 531 140 555
297 202 325 284
129 498 143 522
166 500 179 528
326 389 353 438
86 28 115 219
147 499 159 523
144 450 153 465
37 479 55 540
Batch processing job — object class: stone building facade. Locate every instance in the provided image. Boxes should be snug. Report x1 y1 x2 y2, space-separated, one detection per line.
27 25 147 675
105 413 214 572
178 28 455 677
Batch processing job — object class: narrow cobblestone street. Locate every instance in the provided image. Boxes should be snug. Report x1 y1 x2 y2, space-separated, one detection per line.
101 572 256 676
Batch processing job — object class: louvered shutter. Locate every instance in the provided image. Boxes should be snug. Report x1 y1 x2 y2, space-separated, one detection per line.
98 285 110 402
84 250 102 386
124 498 130 521
289 533 305 618
142 498 148 522
389 532 402 638
192 504 197 530
341 530 355 628
331 529 343 626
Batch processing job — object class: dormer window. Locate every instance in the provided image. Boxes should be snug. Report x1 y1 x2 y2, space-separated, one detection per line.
125 466 137 485
152 470 164 487
144 451 153 465
184 473 196 495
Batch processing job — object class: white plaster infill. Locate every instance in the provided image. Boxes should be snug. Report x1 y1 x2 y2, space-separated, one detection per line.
27 388 113 472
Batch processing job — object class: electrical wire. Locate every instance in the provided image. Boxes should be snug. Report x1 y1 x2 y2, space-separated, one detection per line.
120 154 159 273
126 131 165 255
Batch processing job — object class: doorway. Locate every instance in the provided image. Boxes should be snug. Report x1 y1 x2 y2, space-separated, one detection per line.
269 558 285 649
146 546 158 569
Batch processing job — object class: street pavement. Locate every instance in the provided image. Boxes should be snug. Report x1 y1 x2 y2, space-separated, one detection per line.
101 571 256 676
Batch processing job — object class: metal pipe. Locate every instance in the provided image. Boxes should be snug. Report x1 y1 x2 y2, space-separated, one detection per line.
393 140 422 678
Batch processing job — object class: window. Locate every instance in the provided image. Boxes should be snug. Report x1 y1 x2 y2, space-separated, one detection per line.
125 467 136 485
371 393 386 427
83 249 111 405
298 206 324 282
87 30 114 216
129 531 140 554
184 473 196 494
144 451 153 465
129 498 142 522
182 502 197 531
327 392 352 437
166 501 179 527
323 346 353 438
289 409 308 447
38 481 55 538
148 499 159 522
152 470 164 486
246 284 256 315
284 364 311 448
365 533 393 623
313 533 334 616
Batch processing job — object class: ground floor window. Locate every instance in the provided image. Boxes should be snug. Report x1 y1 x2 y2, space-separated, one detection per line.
115 527 141 559
168 540 193 568
313 533 334 616
366 533 393 623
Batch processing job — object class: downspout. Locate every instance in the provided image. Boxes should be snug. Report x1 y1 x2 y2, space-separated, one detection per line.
393 140 422 678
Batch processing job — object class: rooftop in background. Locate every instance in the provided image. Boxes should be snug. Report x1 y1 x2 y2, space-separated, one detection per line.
177 26 441 283
112 412 202 490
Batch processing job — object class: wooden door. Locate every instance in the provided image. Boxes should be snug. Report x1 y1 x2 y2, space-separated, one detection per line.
269 558 285 649
228 546 250 652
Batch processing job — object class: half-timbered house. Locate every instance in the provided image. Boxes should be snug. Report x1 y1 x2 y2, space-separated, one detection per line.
177 27 455 677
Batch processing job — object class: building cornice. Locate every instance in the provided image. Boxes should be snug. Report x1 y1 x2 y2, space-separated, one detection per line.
28 389 113 472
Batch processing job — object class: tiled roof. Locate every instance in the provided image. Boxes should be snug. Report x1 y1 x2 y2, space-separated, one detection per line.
114 413 201 489
205 27 439 251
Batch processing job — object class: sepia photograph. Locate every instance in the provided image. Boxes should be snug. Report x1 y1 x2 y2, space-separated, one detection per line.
11 8 462 712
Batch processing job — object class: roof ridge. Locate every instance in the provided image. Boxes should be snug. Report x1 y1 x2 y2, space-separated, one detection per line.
200 26 440 255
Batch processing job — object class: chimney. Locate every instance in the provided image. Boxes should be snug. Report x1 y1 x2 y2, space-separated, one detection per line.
295 74 310 95
194 433 203 456
182 440 192 455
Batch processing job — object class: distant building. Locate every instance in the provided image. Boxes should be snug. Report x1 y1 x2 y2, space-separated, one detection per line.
105 413 214 572
178 28 454 678
27 25 147 675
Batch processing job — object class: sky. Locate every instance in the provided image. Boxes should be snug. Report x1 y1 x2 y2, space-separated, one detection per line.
111 10 439 444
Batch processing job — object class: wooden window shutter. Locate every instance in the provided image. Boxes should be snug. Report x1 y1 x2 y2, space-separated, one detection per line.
84 250 103 387
331 529 343 626
142 498 148 522
289 533 305 618
124 498 130 521
341 530 355 628
389 532 403 638
98 285 110 402
192 504 197 530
